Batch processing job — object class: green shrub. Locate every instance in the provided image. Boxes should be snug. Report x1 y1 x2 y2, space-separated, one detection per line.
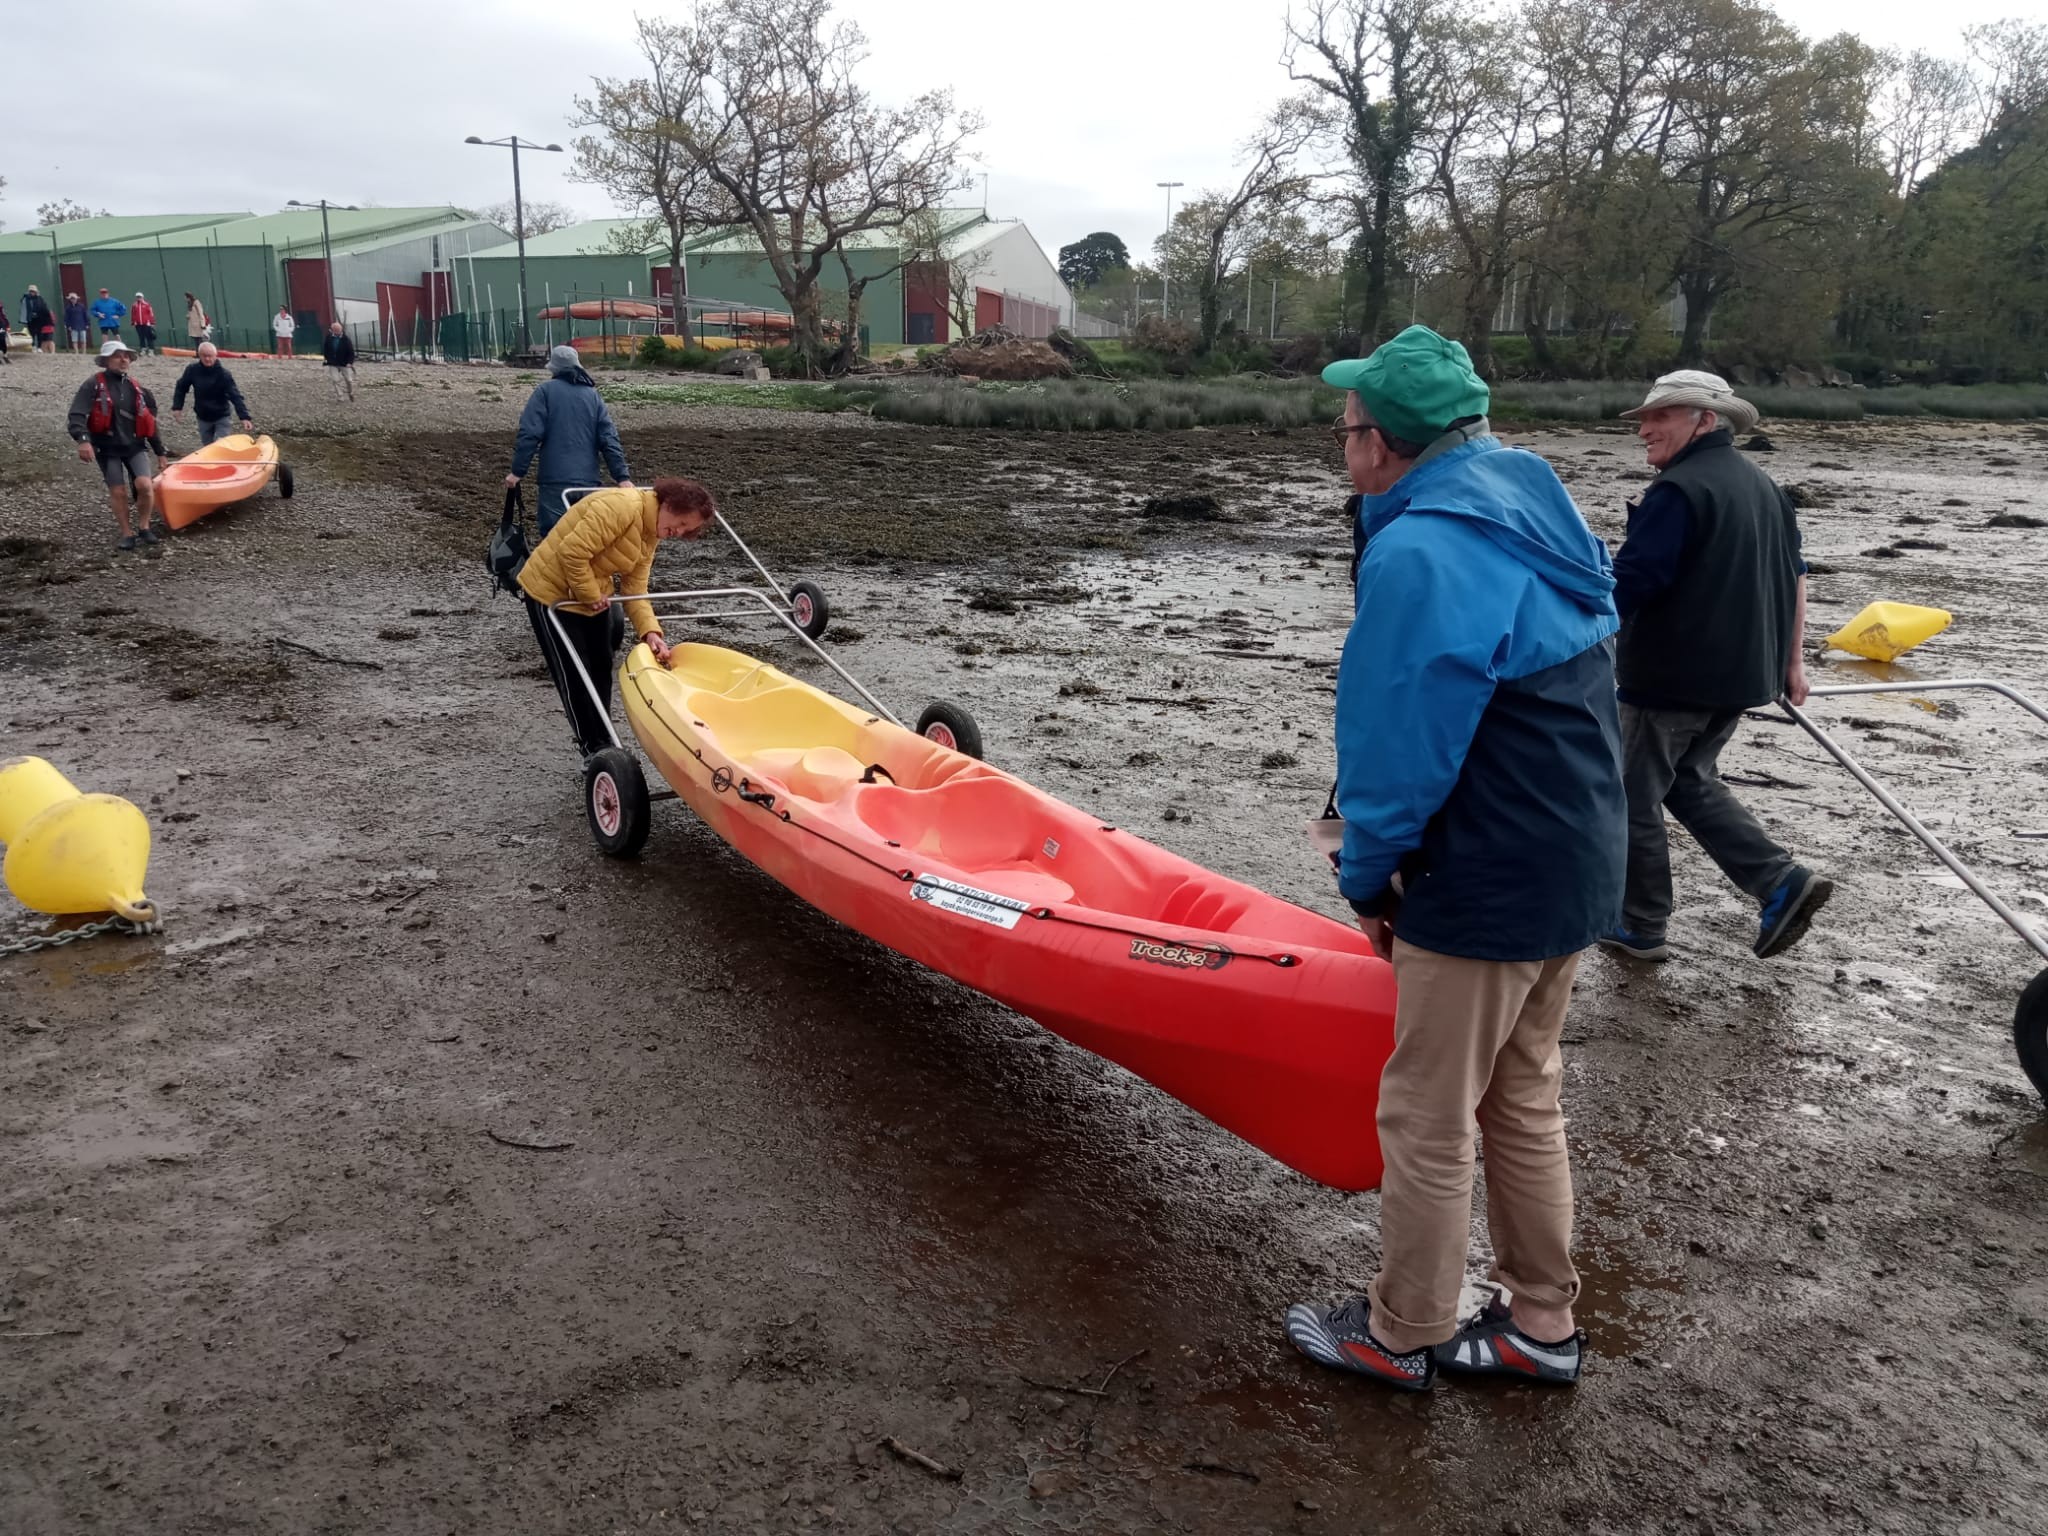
637 334 669 365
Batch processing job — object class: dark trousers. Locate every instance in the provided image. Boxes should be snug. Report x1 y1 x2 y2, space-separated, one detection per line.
526 597 615 756
1620 704 1797 937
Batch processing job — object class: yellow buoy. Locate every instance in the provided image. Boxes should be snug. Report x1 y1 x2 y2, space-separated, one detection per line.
0 755 80 843
0 757 156 922
1824 601 1953 664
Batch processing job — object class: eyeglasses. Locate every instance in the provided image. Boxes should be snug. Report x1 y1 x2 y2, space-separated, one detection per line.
1331 419 1374 446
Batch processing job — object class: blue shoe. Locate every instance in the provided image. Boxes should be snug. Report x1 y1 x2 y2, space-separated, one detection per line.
1598 926 1669 962
1755 868 1833 958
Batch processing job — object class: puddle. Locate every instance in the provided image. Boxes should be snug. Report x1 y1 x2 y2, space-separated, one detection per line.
34 1109 199 1168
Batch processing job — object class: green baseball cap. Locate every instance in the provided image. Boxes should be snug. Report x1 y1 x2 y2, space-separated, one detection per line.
1322 325 1489 445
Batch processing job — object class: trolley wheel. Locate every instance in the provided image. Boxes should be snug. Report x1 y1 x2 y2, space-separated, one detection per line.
790 581 831 639
277 463 295 499
583 747 651 858
2015 967 2048 1104
917 700 984 760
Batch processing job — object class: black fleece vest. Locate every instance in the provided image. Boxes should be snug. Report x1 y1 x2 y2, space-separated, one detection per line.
1615 432 1801 710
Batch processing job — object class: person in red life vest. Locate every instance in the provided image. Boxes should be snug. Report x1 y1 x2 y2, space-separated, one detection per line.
65 339 172 551
132 293 158 354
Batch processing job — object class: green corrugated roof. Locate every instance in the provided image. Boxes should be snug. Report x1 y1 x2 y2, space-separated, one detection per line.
0 212 248 255
93 207 471 255
326 218 510 257
684 208 990 255
480 219 661 257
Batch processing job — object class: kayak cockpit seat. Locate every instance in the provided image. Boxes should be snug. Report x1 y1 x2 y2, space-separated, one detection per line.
739 744 866 803
957 862 1076 907
1154 877 1250 933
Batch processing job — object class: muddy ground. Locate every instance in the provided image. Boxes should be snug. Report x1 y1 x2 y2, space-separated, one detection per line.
4 355 2048 1535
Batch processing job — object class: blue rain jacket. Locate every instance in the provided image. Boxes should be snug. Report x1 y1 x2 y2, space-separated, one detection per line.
510 370 630 488
1336 433 1626 961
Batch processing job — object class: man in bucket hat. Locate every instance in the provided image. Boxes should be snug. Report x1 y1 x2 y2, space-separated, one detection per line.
1600 370 1830 964
1286 326 1625 1393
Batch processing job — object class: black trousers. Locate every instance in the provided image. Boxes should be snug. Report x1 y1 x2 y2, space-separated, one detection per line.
526 598 616 756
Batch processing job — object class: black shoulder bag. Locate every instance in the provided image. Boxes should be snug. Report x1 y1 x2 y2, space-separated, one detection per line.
487 486 530 597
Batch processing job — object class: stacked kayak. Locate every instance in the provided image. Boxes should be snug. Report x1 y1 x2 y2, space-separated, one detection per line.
618 643 1395 1190
155 434 294 529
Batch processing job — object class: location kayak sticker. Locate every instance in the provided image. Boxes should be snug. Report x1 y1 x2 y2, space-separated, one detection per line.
910 874 1027 930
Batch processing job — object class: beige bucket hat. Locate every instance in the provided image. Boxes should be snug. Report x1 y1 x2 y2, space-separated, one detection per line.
1620 369 1759 434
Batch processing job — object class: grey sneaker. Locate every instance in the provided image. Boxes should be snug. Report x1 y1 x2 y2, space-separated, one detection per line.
1284 1295 1436 1392
1432 1292 1583 1385
137 525 160 545
117 534 137 551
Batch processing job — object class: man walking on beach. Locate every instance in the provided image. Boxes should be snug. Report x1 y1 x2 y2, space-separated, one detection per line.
1599 371 1830 964
66 339 170 551
64 293 90 351
505 345 634 535
172 342 255 446
1286 326 1624 1393
322 321 356 400
91 288 127 343
132 293 158 354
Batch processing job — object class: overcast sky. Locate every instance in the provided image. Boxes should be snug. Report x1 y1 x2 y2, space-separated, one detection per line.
0 0 2027 263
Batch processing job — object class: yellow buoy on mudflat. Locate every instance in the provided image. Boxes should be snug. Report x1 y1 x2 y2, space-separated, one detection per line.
1824 601 1953 664
0 756 157 922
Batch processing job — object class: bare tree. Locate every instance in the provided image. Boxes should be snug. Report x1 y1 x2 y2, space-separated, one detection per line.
1412 16 1549 373
1175 100 1321 350
473 198 578 240
646 0 979 374
1964 19 2048 134
1287 0 1434 347
36 198 108 226
572 17 720 340
1873 52 1979 196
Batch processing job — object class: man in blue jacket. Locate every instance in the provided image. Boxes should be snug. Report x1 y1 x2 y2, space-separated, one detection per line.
504 345 633 535
91 288 128 342
1286 326 1625 1394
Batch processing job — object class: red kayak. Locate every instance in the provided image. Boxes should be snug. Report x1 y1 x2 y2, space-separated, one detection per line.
613 642 1396 1189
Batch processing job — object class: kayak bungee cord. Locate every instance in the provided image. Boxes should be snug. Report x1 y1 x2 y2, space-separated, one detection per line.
699 752 1307 971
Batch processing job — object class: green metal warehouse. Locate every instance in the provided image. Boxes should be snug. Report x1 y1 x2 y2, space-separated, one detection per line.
457 208 1075 350
1 212 246 323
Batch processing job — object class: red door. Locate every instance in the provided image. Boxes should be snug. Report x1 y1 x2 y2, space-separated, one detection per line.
59 262 85 308
285 258 332 331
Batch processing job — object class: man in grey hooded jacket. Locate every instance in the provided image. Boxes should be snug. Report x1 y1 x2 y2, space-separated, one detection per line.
505 345 634 533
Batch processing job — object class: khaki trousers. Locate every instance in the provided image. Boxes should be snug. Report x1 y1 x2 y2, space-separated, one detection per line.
1366 939 1583 1353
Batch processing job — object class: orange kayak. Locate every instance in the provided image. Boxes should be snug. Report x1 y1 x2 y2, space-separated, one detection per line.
539 299 663 320
616 643 1396 1190
155 434 294 529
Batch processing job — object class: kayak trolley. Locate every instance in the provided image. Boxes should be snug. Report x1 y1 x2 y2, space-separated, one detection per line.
546 584 983 860
1789 679 2048 1102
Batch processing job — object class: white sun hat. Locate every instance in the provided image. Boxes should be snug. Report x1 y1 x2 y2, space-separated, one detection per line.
1620 369 1760 434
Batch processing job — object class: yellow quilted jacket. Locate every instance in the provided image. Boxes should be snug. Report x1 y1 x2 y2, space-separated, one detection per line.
517 487 660 640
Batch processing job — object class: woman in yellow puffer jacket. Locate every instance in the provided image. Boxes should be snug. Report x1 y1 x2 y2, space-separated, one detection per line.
518 477 716 756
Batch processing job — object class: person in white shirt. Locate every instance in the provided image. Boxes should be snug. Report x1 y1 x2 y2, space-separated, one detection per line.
273 306 297 357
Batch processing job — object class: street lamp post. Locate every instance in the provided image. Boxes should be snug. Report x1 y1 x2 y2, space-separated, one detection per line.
287 198 358 334
465 134 564 355
1155 181 1184 319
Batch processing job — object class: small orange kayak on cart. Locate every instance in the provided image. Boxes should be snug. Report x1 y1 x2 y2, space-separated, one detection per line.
155 434 295 529
608 641 1397 1190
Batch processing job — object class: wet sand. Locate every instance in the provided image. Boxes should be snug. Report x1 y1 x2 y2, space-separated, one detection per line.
4 358 2048 1534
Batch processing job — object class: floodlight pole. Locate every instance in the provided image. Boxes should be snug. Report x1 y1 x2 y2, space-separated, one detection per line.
288 198 358 332
1156 181 1183 318
466 134 566 354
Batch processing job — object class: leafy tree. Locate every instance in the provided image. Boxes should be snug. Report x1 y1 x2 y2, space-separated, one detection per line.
1057 232 1129 290
1287 0 1433 346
